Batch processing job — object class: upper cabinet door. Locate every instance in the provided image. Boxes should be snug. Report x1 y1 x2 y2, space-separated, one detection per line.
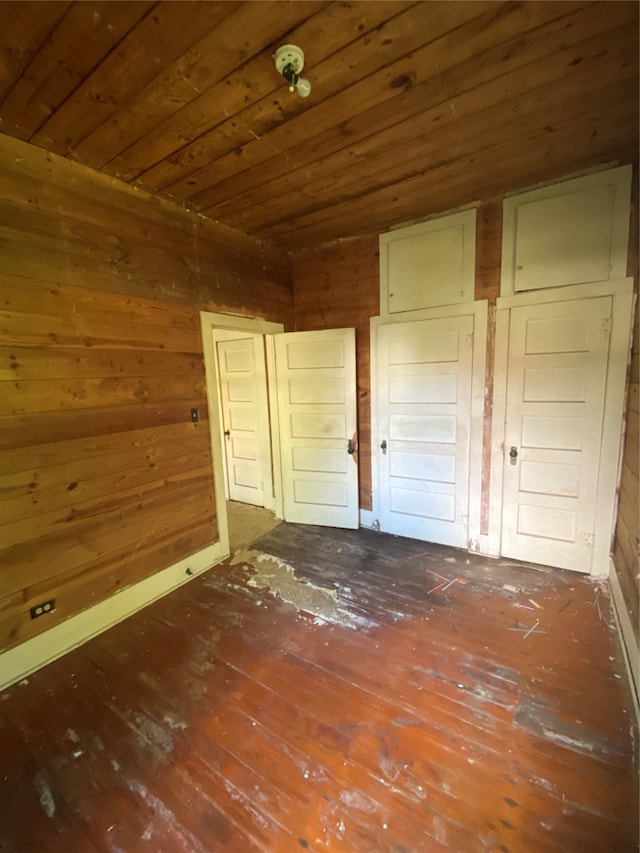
501 165 632 297
274 328 359 529
380 209 477 315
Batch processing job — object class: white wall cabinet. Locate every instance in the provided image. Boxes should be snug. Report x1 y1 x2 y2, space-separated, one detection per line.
501 165 632 296
380 209 477 315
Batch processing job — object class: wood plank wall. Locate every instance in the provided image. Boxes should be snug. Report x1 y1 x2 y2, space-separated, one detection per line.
614 179 639 636
0 134 292 653
292 193 639 642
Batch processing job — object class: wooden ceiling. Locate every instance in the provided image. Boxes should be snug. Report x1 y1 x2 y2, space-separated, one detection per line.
0 1 637 252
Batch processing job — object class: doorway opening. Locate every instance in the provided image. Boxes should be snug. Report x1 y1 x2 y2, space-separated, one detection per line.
226 500 281 553
200 312 284 559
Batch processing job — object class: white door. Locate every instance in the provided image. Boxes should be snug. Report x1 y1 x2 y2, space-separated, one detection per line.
274 328 359 528
217 337 266 507
501 296 612 571
377 315 474 547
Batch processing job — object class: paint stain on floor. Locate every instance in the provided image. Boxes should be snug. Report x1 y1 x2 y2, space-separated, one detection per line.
230 549 375 629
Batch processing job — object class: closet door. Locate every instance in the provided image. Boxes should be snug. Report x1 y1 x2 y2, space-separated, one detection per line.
377 315 474 547
500 297 612 571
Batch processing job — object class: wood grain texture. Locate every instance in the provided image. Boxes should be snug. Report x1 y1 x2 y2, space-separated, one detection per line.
178 1 608 212
29 2 241 155
0 1 636 252
0 1 72 103
222 54 638 236
613 177 639 635
107 0 411 185
74 1 324 171
0 134 292 653
476 202 501 536
0 1 151 140
0 522 636 851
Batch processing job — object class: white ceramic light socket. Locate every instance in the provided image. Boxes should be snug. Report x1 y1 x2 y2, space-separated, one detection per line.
274 44 311 98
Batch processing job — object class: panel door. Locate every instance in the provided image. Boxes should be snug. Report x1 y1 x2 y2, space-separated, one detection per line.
501 296 612 571
275 328 358 528
377 315 474 547
217 337 265 507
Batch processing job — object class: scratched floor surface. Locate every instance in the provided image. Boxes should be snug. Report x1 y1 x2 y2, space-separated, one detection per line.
0 523 637 852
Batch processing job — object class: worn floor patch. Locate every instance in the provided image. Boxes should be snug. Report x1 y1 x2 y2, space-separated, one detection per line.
230 549 375 629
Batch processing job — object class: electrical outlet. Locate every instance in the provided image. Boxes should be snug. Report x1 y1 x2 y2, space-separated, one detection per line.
30 599 56 619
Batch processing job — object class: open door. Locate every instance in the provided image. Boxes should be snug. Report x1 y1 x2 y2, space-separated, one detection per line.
216 336 266 507
274 328 359 528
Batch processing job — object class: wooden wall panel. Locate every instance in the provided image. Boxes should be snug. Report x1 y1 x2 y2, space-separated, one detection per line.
292 236 379 510
613 176 639 637
475 201 502 536
0 134 292 653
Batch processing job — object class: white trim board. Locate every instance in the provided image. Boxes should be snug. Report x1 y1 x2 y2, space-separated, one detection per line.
359 509 376 529
370 300 488 554
0 541 225 692
609 559 640 724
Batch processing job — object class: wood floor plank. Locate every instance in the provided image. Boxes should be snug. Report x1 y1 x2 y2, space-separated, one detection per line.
0 521 636 852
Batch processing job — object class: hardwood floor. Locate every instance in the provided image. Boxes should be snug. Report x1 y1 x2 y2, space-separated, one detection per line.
226 501 281 553
0 524 637 852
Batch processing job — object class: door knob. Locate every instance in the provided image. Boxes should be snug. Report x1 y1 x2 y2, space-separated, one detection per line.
509 446 518 465
380 439 387 455
347 438 356 455
224 429 231 438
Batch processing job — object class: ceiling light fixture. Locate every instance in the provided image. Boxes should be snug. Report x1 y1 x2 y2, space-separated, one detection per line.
274 44 311 98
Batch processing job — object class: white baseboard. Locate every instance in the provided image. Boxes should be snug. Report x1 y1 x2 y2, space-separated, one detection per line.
0 542 228 692
359 509 377 529
609 558 639 722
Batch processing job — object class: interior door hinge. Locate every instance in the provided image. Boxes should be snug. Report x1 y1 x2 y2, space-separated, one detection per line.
584 532 595 548
602 317 612 334
465 333 474 347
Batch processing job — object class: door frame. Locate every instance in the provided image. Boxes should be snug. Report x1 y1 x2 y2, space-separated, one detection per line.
488 278 635 573
370 300 488 553
200 312 284 559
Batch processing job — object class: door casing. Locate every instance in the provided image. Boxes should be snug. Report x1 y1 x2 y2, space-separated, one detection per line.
201 314 361 558
488 278 635 573
200 312 284 559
